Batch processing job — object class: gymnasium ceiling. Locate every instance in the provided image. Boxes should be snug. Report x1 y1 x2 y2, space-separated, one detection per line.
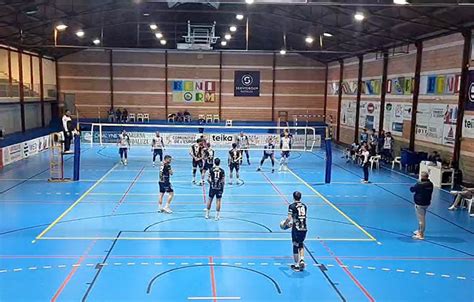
0 0 473 63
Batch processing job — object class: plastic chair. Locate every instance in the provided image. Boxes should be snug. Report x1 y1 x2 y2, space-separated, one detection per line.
184 115 191 123
206 114 213 123
225 120 233 127
143 113 150 123
370 155 381 170
213 114 220 123
392 156 402 170
137 113 144 123
128 113 136 123
466 198 474 217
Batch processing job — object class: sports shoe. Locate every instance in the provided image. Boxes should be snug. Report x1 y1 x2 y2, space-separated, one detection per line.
247 161 251 165
290 264 301 272
205 213 209 219
256 167 261 171
215 216 220 221
448 206 456 211
271 169 275 173
413 230 420 236
152 162 156 167
163 207 173 214
192 179 196 184
228 181 233 185
158 207 164 213
412 234 424 240
299 259 305 270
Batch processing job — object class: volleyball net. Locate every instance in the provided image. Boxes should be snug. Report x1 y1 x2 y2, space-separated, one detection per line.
84 123 328 152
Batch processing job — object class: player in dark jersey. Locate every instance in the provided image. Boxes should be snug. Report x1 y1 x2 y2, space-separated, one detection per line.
190 138 204 185
228 143 242 185
256 137 276 173
237 132 251 165
206 158 225 220
283 191 307 272
158 155 174 214
201 142 215 182
151 131 165 166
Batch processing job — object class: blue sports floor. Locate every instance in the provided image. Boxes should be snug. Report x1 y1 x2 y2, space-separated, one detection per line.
0 144 473 301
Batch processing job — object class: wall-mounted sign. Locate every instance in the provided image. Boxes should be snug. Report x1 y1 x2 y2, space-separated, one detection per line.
234 71 260 97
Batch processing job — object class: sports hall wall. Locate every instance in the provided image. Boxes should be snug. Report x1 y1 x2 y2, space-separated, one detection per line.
327 32 474 182
0 46 57 135
57 49 325 122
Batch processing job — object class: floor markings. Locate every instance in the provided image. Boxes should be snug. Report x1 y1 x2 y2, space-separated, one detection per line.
39 236 375 241
33 163 119 243
188 297 241 300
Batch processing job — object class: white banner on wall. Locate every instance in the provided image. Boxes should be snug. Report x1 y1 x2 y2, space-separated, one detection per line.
415 103 458 146
1 135 50 167
340 99 357 127
359 101 380 131
462 115 474 139
383 102 412 135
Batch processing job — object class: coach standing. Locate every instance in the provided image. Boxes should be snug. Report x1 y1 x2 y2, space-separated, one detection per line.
410 171 434 240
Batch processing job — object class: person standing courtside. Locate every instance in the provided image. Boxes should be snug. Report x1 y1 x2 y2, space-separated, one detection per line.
410 171 434 240
62 110 73 153
206 158 225 220
151 131 165 166
284 191 308 272
159 155 174 214
237 131 251 165
361 145 370 184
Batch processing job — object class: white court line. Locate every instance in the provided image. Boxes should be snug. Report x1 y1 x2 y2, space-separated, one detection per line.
40 236 374 242
87 192 320 197
188 297 241 300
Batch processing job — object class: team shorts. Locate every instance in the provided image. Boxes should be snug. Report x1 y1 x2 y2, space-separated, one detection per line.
209 188 223 199
192 159 203 169
203 162 213 171
159 182 173 193
119 147 128 157
262 153 274 160
281 151 290 158
229 162 240 172
291 228 307 245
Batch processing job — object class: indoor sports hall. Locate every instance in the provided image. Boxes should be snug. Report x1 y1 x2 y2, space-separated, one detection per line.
0 1 473 302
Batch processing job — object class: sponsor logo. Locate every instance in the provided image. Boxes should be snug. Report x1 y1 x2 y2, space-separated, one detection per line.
241 74 253 86
211 134 234 142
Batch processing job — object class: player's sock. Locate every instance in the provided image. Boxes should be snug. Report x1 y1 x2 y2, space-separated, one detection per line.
215 211 220 220
205 209 210 219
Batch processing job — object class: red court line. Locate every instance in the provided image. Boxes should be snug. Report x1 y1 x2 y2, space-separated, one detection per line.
209 256 217 302
319 240 375 302
51 240 97 302
111 167 145 214
260 172 290 205
202 180 207 205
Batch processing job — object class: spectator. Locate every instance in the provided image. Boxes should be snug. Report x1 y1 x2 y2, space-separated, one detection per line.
108 108 115 122
168 113 176 122
345 141 359 163
184 109 191 121
410 171 434 240
377 130 386 154
360 128 368 143
115 108 122 123
122 108 128 123
62 110 73 153
369 129 378 151
448 187 474 213
382 132 394 163
361 145 370 184
177 111 184 122
428 151 442 164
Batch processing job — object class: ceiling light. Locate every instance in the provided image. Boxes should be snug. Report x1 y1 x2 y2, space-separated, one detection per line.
143 12 150 16
75 30 85 38
149 23 158 30
393 0 408 4
354 12 365 21
225 33 231 40
160 39 167 45
305 36 314 44
55 23 67 31
280 49 286 55
93 38 100 45
323 32 333 37
155 32 163 39
25 7 38 15
245 0 254 4
236 14 244 20
221 41 227 46
230 26 237 32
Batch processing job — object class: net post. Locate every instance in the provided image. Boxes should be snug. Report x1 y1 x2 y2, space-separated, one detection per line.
90 123 94 146
73 133 81 181
325 126 332 184
99 124 103 146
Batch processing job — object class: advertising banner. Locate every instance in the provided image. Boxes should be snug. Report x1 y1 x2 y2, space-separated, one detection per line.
234 71 260 97
415 103 458 146
462 115 474 139
172 80 216 103
383 102 412 135
466 70 474 111
340 99 357 127
359 101 380 130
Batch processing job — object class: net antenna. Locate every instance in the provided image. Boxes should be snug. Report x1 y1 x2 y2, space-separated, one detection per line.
178 21 219 50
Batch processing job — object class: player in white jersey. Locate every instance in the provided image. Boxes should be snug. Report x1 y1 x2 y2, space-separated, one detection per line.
279 130 292 172
151 131 165 166
237 132 251 165
117 130 130 165
257 137 276 173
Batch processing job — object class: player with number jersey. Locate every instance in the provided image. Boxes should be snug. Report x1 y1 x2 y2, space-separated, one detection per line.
257 137 276 173
190 138 204 184
237 132 251 165
284 191 307 272
151 131 165 166
279 130 292 172
202 142 215 179
206 158 225 220
117 130 130 165
158 155 174 214
228 143 242 185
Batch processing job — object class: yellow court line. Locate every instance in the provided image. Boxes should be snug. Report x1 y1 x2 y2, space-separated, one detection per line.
32 163 119 243
287 168 377 241
39 236 375 242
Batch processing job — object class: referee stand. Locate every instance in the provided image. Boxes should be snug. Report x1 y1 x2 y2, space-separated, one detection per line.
48 129 81 182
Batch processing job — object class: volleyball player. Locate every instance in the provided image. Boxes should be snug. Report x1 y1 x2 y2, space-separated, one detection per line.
159 155 174 214
256 137 275 173
283 191 307 272
151 131 165 166
117 129 130 165
228 142 242 185
279 130 292 172
237 131 251 165
190 138 204 184
202 142 215 182
206 158 225 220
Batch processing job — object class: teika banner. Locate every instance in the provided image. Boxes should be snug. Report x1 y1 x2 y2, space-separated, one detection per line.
234 71 260 97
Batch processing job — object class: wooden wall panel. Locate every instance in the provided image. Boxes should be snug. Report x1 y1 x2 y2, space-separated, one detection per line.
113 51 165 64
114 66 164 78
